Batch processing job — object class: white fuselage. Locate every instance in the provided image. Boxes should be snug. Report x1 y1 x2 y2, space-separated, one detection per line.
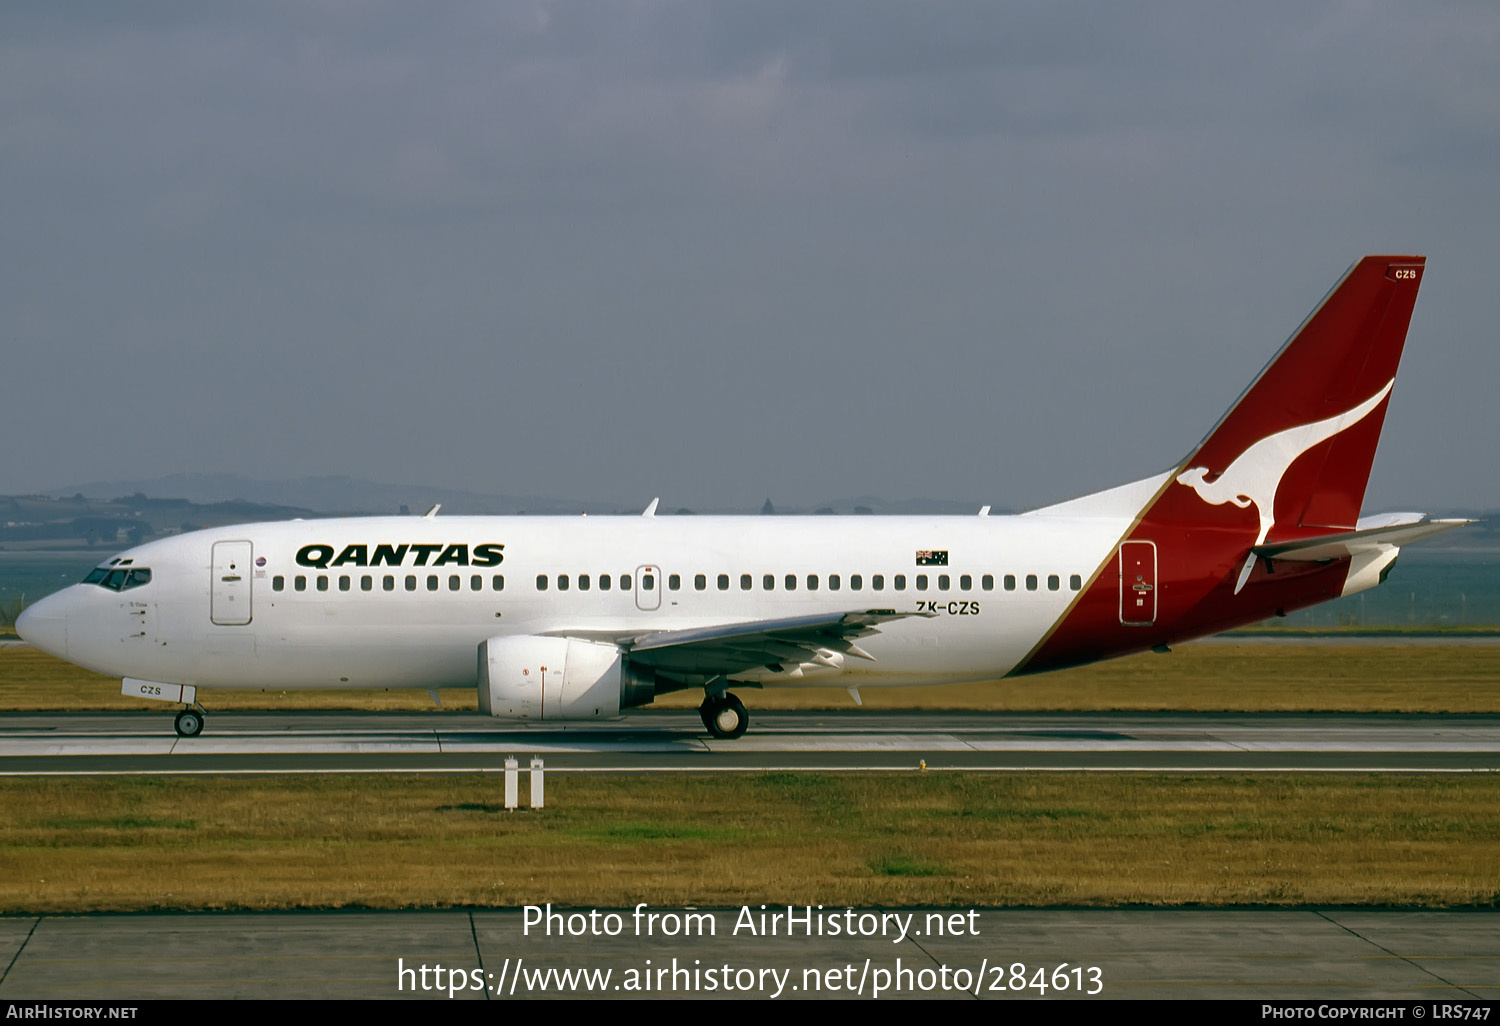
24 512 1129 693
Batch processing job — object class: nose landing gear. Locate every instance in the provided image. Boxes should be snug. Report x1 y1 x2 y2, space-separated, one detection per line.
121 679 207 737
699 692 749 739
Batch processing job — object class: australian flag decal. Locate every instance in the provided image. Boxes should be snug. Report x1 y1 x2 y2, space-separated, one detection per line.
915 550 948 566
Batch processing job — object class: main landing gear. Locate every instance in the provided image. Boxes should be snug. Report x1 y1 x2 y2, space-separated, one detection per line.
699 692 749 739
174 707 205 738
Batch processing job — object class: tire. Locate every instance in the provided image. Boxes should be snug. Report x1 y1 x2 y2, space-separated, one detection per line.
174 709 204 738
708 694 748 740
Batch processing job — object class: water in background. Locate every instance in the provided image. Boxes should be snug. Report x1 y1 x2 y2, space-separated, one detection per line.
0 550 101 612
0 547 1496 627
1283 549 1499 628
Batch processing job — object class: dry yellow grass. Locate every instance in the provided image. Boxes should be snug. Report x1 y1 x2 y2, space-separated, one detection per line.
0 647 478 711
658 642 1500 712
3 642 1498 712
1 774 1496 912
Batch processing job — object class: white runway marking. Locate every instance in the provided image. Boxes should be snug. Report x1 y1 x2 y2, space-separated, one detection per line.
2 727 1498 757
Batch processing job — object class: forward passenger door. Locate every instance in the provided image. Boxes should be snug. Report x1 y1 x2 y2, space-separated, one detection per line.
211 540 254 625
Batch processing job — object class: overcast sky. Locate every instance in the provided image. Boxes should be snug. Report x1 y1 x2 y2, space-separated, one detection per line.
4 2 1497 510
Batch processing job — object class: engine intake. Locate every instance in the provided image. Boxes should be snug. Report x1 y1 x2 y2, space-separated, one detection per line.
477 635 657 720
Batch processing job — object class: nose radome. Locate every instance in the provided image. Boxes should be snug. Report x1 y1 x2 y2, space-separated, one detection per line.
15 600 67 659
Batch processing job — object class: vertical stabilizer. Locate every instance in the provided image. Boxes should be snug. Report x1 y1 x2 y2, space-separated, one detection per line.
1018 256 1427 673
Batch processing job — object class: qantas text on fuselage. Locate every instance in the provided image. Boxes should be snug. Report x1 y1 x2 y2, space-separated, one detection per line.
17 256 1468 739
294 543 505 569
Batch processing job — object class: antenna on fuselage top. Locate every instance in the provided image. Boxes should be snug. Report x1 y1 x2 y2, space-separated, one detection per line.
642 498 660 517
423 504 441 518
978 505 991 517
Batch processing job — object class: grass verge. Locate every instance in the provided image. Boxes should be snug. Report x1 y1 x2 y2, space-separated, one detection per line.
1 773 1497 912
4 643 1498 712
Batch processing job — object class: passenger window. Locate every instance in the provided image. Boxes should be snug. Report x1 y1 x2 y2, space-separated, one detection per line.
317 576 329 592
1070 574 1082 591
493 575 505 591
829 574 841 591
764 574 775 591
939 575 950 590
449 575 461 591
669 574 681 591
916 575 928 591
895 574 907 590
362 576 373 592
558 575 569 591
1026 574 1038 591
807 575 818 590
471 575 482 591
1004 575 1016 591
1048 574 1060 591
579 574 590 591
620 574 631 590
537 575 548 591
872 574 885 591
740 574 752 590
717 574 729 591
642 573 654 591
429 575 440 591
599 574 611 591
273 576 285 592
785 574 797 591
295 576 307 592
339 576 351 592
405 575 417 592
960 575 971 591
850 574 862 590
383 575 395 591
694 574 706 591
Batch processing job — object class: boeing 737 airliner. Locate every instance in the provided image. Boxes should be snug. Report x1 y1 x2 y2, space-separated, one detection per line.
17 256 1468 738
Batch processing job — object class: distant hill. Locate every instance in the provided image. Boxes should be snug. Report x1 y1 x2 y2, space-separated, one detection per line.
30 475 1496 551
0 492 317 551
49 474 622 516
45 474 1002 517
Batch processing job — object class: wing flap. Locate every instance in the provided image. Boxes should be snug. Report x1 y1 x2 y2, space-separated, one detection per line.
625 609 930 676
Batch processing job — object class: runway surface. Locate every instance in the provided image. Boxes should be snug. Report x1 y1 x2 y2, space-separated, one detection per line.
2 907 1496 1000
4 709 1500 773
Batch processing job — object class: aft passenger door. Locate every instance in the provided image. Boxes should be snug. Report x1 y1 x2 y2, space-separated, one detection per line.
211 540 254 626
1118 541 1157 626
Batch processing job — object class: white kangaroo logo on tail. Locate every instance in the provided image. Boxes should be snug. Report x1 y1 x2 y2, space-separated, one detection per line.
1175 379 1394 593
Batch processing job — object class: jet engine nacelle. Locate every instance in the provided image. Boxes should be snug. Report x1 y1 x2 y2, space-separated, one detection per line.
477 635 657 720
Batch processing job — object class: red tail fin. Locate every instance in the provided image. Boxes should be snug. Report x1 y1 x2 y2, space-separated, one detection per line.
1168 255 1425 544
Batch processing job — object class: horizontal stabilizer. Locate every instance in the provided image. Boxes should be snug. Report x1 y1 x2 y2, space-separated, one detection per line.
1253 515 1473 562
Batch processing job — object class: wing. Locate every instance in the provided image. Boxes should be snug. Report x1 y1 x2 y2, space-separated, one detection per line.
622 609 931 678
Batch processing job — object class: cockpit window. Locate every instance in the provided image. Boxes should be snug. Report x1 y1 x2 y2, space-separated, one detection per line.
86 567 152 591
